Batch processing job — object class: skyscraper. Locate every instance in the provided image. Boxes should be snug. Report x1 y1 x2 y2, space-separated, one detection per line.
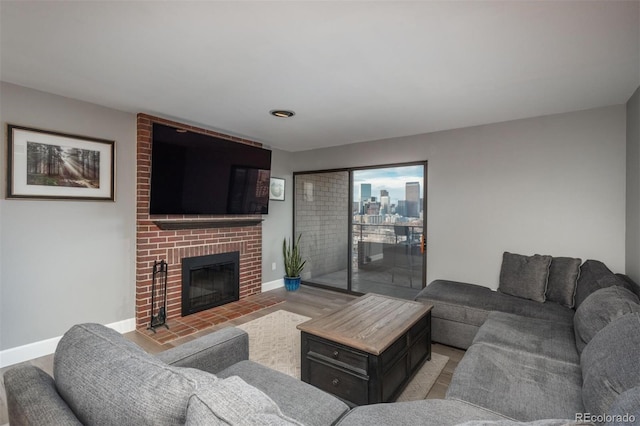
406 182 420 217
360 183 372 214
361 183 371 201
380 190 390 215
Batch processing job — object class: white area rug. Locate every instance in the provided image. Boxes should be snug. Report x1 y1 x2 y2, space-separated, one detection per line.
237 309 449 401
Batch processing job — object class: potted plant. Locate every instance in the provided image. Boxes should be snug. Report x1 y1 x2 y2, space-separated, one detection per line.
282 234 306 291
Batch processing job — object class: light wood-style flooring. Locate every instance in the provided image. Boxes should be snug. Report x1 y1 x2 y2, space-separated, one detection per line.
0 285 464 425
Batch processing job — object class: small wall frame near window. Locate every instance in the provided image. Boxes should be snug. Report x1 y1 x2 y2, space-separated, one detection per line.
6 124 115 201
269 177 285 201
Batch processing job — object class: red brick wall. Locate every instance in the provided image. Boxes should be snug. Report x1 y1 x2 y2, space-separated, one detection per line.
136 113 263 329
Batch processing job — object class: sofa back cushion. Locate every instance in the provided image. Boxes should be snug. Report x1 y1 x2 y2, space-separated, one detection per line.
574 260 633 308
54 323 197 425
581 313 640 415
573 286 640 354
545 257 582 308
498 252 552 303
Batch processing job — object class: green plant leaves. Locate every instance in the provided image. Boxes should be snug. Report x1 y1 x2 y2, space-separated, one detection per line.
283 234 306 278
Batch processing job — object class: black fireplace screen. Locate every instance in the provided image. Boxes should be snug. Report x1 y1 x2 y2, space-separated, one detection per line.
181 251 240 316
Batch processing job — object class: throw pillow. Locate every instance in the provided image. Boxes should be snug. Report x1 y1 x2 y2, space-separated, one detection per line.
545 257 582 308
498 252 552 303
573 286 640 354
186 376 303 425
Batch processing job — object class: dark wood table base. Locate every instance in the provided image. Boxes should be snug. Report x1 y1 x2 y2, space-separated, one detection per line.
298 294 432 406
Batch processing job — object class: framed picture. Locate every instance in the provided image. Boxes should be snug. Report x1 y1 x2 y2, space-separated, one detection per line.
7 124 115 201
269 177 285 201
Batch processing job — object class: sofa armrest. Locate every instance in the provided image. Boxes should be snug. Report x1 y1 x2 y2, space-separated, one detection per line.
155 326 248 374
3 365 82 425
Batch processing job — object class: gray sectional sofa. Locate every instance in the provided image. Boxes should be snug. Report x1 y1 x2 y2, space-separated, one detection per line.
414 257 640 424
3 257 640 425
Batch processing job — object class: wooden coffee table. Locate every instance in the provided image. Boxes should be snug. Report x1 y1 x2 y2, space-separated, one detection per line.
297 293 432 406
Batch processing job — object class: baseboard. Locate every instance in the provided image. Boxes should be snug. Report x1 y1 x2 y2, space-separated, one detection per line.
262 278 284 292
0 317 136 368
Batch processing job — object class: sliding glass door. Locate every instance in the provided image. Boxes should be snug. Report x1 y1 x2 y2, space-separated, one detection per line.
351 164 425 298
294 162 426 299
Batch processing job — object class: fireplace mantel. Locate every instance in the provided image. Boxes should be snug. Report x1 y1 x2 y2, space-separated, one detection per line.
152 217 264 230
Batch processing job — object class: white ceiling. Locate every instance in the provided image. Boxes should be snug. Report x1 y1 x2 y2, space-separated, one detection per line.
1 1 639 152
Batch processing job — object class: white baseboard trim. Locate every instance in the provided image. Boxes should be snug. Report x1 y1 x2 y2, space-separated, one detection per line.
262 278 284 292
0 317 136 368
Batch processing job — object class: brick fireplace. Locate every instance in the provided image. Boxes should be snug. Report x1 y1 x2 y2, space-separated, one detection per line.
135 114 263 330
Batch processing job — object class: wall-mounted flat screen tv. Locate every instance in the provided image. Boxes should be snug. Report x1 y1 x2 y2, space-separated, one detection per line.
149 123 272 215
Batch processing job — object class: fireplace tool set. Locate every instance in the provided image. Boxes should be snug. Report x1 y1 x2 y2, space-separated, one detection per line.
148 259 169 332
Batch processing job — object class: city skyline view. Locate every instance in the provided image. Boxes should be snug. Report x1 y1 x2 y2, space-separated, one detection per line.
353 165 424 205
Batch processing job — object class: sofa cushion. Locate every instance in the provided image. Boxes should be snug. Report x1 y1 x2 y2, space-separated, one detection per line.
185 375 302 425
447 342 584 421
416 280 574 327
581 313 640 416
457 421 585 426
573 286 640 354
545 257 581 308
54 323 197 425
218 360 349 426
498 252 552 303
606 386 640 426
574 260 633 308
336 399 509 426
616 273 640 298
415 280 496 327
473 312 579 365
491 292 575 325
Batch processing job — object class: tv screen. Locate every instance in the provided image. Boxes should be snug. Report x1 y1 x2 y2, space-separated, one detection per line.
149 123 271 215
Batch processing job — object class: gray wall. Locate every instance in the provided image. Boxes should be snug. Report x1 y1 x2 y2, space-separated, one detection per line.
627 86 640 283
292 106 627 289
261 148 293 283
0 82 137 350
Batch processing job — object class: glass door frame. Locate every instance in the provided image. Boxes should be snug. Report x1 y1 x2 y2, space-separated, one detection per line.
293 160 427 295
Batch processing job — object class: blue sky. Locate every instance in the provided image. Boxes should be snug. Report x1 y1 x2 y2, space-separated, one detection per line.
353 165 424 204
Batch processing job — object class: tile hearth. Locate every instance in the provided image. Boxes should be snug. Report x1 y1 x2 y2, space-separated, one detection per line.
137 291 284 344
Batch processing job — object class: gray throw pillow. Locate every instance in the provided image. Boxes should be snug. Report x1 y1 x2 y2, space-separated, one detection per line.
581 313 640 416
573 286 640 354
545 257 582 308
186 376 302 425
498 252 552 303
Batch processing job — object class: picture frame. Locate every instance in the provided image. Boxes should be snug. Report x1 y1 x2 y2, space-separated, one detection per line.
7 124 115 201
269 177 285 201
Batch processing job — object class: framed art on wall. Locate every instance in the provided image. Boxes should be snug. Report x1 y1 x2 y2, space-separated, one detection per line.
269 177 285 201
7 124 115 201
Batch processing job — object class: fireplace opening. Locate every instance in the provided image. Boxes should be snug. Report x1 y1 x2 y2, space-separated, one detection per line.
182 251 240 316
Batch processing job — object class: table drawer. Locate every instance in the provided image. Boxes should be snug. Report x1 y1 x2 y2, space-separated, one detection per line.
308 338 368 371
308 359 369 406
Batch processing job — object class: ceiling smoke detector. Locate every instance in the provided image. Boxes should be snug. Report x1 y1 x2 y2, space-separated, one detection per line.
270 110 295 118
